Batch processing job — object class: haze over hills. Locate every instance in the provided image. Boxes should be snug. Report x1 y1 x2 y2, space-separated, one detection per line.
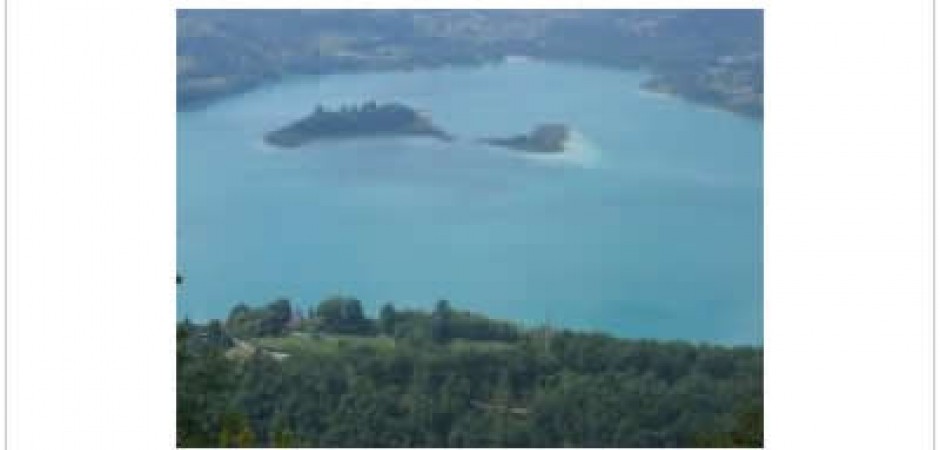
177 9 763 117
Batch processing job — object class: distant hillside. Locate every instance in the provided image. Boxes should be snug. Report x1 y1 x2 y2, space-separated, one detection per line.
177 10 763 118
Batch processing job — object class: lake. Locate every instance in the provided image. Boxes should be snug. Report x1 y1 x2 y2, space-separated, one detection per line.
177 60 763 345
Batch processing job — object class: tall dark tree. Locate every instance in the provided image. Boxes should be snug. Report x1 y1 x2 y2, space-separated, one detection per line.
266 298 292 329
379 303 397 335
313 296 372 334
431 299 452 343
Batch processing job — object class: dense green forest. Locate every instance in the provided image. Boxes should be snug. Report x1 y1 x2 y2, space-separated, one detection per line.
178 297 762 448
177 10 763 118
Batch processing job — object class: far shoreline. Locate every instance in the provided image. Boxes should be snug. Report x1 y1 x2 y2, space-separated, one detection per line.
177 58 762 121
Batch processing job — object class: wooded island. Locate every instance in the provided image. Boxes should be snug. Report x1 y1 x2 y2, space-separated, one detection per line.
479 124 570 153
264 102 454 148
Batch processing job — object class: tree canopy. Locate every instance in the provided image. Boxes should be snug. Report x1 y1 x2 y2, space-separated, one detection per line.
178 297 762 448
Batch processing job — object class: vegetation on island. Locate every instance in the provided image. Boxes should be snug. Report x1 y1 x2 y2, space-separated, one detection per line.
178 296 763 448
263 102 454 148
480 124 570 153
177 10 763 118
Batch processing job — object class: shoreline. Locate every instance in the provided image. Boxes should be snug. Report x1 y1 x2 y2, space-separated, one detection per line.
637 84 763 121
177 299 763 350
178 59 763 121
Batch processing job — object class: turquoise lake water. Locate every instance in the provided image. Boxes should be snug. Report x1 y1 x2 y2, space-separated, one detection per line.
177 61 763 345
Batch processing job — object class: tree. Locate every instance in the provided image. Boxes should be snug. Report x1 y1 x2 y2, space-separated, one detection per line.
225 299 293 338
493 368 513 446
218 411 254 448
341 299 365 323
379 303 397 335
314 296 372 334
267 298 293 330
180 297 763 448
177 325 235 447
431 299 452 343
234 424 255 448
272 428 298 448
271 414 299 448
406 361 434 445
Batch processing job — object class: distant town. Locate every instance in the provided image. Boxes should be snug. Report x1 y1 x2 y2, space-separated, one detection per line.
178 10 763 118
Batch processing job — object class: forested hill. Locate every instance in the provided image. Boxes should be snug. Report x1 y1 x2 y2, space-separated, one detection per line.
177 10 763 118
178 297 763 448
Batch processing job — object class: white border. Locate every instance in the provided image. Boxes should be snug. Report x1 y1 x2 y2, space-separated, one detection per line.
5 1 935 449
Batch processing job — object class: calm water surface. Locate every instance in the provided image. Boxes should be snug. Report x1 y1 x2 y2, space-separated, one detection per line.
177 61 763 344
